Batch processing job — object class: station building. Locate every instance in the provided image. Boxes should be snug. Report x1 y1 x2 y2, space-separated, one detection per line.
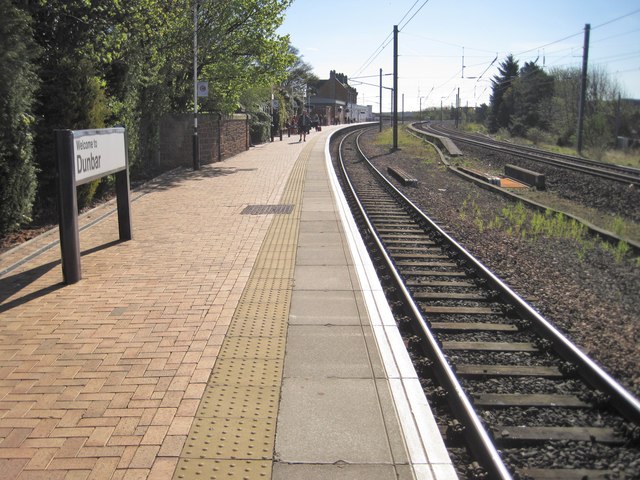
309 70 374 125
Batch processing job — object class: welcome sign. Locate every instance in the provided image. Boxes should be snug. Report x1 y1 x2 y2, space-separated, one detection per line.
72 128 127 185
56 126 132 284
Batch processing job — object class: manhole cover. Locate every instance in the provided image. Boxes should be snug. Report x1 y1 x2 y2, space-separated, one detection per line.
241 204 294 215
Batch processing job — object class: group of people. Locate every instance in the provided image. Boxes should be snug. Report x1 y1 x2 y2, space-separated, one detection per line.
287 111 321 142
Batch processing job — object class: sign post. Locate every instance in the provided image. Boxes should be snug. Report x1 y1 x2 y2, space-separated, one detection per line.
55 127 131 284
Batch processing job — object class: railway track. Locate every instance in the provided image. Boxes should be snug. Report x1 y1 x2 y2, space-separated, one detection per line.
332 126 640 479
409 121 640 252
419 123 640 187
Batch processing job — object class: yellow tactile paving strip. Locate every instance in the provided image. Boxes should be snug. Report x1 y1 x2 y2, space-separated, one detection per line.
0 134 316 479
173 140 313 480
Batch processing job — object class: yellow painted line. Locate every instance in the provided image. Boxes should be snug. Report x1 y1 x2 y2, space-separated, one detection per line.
174 138 316 480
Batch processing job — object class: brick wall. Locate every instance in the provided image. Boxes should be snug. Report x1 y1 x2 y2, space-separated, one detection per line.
159 113 249 170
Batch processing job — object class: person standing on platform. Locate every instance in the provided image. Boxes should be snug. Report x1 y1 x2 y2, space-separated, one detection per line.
298 110 311 142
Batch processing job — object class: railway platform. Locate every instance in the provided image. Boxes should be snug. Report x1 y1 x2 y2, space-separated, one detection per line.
0 124 455 479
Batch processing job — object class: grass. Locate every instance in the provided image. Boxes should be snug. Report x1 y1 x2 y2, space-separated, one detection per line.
461 123 487 134
380 124 639 264
519 190 640 244
609 216 627 238
462 200 637 264
603 149 640 169
374 126 440 164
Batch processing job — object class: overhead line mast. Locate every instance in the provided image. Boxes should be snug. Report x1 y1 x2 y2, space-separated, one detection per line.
393 25 398 150
576 23 590 155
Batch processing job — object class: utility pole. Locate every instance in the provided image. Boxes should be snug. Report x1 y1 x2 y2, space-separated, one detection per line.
455 87 460 128
576 23 590 155
192 0 200 170
393 25 398 150
615 93 621 141
379 68 383 132
402 93 404 124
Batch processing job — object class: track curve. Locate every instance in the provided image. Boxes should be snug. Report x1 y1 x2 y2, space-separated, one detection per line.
331 125 640 479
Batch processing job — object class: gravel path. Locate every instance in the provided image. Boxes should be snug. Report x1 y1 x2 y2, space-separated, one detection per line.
360 129 640 398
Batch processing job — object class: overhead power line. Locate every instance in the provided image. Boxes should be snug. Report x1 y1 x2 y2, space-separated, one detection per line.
396 0 422 28
399 0 431 31
514 31 583 57
350 0 432 78
515 7 640 58
592 7 640 30
351 33 393 78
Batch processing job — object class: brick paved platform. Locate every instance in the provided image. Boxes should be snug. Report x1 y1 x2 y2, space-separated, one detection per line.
0 125 454 480
0 131 314 479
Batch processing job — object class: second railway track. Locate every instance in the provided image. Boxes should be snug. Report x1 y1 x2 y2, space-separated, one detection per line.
421 123 640 187
332 125 640 479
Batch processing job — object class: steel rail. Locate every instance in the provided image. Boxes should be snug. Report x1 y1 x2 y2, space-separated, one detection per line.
354 125 640 425
425 123 640 186
337 128 514 480
434 123 640 177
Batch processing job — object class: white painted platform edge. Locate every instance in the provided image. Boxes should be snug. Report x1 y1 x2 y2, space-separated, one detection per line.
324 130 457 480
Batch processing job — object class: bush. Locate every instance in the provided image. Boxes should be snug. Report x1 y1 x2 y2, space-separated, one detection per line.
77 180 101 211
0 1 39 235
250 111 271 145
33 57 109 215
527 127 547 145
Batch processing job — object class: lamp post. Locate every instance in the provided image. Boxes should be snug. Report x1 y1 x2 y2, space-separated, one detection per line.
192 0 200 170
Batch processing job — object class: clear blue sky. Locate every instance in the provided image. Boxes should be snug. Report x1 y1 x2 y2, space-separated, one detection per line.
278 0 640 112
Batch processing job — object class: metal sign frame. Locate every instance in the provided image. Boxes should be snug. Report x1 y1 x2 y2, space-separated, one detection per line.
55 127 132 284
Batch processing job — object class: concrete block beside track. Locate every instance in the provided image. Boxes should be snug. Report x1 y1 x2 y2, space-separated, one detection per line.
505 164 545 190
388 166 418 186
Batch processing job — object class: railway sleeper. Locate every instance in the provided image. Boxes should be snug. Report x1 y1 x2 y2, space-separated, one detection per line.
365 209 408 215
443 341 538 352
383 239 437 246
404 270 468 278
397 260 458 267
422 306 496 314
472 393 589 408
406 279 473 287
430 322 518 332
413 292 488 301
377 228 424 235
517 467 622 480
376 221 420 228
374 215 415 220
381 233 432 240
393 252 450 259
387 248 444 255
491 426 625 445
455 364 563 378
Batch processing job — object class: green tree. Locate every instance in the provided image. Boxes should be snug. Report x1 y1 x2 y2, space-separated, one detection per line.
507 61 554 136
474 103 489 124
239 44 315 145
280 46 319 116
488 54 519 133
197 0 295 114
548 67 581 145
549 65 629 149
583 66 622 149
0 0 39 235
26 0 114 214
4 0 295 235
